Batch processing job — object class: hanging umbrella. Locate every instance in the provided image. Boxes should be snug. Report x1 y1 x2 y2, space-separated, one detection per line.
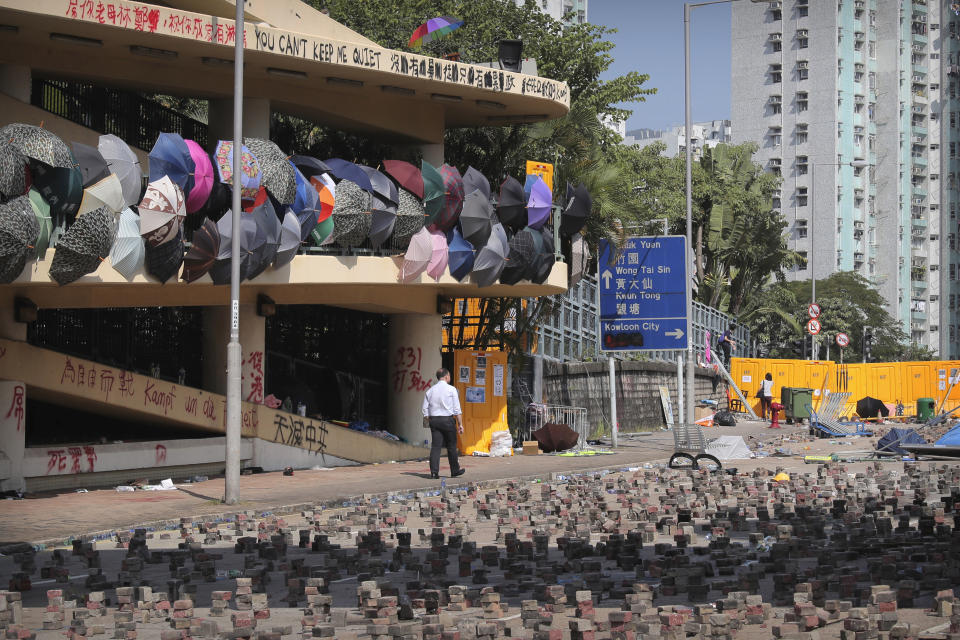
291 163 320 241
390 188 425 251
400 227 433 282
49 206 116 285
331 179 372 248
70 142 110 188
78 173 124 217
195 178 231 221
360 166 398 205
310 215 335 246
244 137 296 205
98 134 142 208
28 158 82 224
184 139 214 214
0 123 76 168
500 226 539 285
433 164 464 232
209 209 256 284
568 233 590 287
290 155 332 178
459 190 494 248
0 195 40 284
408 16 464 49
274 210 301 268
310 175 336 219
421 160 445 226
246 193 280 279
139 176 185 247
181 217 219 283
361 168 398 249
523 174 539 198
527 175 552 229
214 140 261 201
144 226 184 283
149 133 194 196
560 182 592 237
447 227 474 282
426 229 448 281
531 227 556 284
0 138 28 201
489 222 509 255
369 209 397 250
109 207 145 280
324 158 374 192
462 166 490 201
856 396 890 420
27 188 52 260
472 234 508 287
383 160 424 199
497 176 527 231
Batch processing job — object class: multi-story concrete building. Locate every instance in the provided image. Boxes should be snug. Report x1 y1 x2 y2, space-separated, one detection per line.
623 120 733 158
941 6 960 358
514 0 588 24
732 0 952 356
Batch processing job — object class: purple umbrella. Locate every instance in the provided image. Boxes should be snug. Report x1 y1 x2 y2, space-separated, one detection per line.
527 176 552 229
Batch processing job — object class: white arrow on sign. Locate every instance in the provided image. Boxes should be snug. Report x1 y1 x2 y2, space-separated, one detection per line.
666 328 684 339
601 270 613 288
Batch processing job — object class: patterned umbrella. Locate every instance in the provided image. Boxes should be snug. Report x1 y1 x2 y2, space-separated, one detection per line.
149 133 194 196
383 160 424 199
245 137 296 205
109 207 144 280
459 189 494 248
310 215 335 247
447 227 474 282
144 225 184 283
182 217 220 283
49 206 116 285
560 182 592 237
331 179 372 248
497 175 527 232
568 232 591 287
426 228 449 281
98 134 142 208
462 166 490 201
400 227 433 283
408 16 464 49
499 226 539 285
214 141 261 201
139 176 186 247
274 209 301 268
0 196 40 283
0 123 75 168
185 139 214 214
27 189 52 260
390 187 425 251
0 138 27 202
421 160 445 226
527 175 552 229
433 164 464 232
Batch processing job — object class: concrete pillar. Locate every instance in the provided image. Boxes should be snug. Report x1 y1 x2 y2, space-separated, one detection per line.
202 304 266 404
0 64 31 103
532 354 544 403
387 313 443 446
419 143 444 166
0 381 26 492
207 97 271 146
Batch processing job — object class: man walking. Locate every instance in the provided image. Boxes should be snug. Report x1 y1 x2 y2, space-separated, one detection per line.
422 368 466 479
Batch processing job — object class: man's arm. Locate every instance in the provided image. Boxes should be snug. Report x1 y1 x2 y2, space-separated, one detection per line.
452 389 464 433
422 392 430 428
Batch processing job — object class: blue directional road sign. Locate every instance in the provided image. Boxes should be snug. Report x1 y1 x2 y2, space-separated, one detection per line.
598 235 688 351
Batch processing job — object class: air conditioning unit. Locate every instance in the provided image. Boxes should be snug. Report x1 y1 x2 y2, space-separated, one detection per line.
797 29 808 38
769 95 782 104
854 0 865 8
769 1 782 9
769 32 782 42
797 60 809 70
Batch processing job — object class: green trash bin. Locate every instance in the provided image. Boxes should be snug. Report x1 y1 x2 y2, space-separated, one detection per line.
917 397 936 422
781 387 795 422
788 388 813 424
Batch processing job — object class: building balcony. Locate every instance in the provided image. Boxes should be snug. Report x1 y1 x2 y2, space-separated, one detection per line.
912 311 927 321
912 217 928 228
912 124 928 136
912 155 928 166
913 185 928 197
913 32 928 45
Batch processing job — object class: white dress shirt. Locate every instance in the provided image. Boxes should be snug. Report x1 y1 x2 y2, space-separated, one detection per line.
422 379 462 417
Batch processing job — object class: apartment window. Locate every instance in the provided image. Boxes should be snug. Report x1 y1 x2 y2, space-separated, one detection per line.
797 188 808 208
769 63 782 83
796 123 808 144
797 29 808 48
799 6 808 17
796 92 808 111
798 251 808 268
769 94 782 114
771 6 781 21
769 126 782 146
796 155 809 175
797 59 809 80
869 40 876 59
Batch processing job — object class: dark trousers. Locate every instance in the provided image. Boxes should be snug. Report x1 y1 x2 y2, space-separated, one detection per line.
429 416 461 475
719 342 731 366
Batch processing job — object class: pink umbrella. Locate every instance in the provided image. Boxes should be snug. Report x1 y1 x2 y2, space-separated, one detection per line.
400 227 433 283
184 139 213 213
426 228 449 281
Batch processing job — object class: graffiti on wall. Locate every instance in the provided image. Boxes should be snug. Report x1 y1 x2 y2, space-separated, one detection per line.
392 346 432 394
46 445 97 475
5 383 24 431
271 413 328 456
243 350 264 404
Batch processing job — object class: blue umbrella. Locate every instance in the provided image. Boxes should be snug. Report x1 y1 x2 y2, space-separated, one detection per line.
324 158 373 192
523 173 538 199
447 227 475 282
149 133 195 197
290 161 320 241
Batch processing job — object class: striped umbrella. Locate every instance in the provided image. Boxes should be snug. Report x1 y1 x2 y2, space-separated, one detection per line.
109 207 144 280
408 16 464 49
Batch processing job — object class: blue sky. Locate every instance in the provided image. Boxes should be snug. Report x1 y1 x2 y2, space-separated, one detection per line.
589 1 733 134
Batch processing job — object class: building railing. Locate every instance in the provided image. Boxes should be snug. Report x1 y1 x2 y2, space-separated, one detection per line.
31 78 208 150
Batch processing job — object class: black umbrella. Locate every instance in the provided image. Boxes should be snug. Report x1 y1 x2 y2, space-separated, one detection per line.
0 196 40 283
182 217 220 283
290 155 332 178
531 226 556 284
360 166 398 205
462 166 490 201
28 158 82 225
471 234 508 287
244 137 296 205
856 396 890 420
247 198 280 279
459 190 494 248
49 206 116 285
500 226 539 285
196 178 231 220
274 210 301 268
144 226 184 283
497 175 527 231
0 138 28 202
559 182 592 237
71 142 111 188
209 209 255 284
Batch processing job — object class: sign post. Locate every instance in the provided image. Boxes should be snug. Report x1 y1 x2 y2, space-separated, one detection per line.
835 332 849 365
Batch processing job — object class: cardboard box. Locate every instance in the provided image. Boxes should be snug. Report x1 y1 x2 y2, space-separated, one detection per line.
695 406 714 421
522 441 541 455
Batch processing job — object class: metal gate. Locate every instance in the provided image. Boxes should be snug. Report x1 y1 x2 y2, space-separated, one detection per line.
525 403 589 449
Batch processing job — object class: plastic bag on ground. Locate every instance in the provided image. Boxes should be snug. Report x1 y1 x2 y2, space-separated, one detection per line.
489 430 513 457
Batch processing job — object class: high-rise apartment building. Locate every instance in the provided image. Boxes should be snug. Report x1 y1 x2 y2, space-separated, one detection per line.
732 0 955 356
941 7 960 357
624 120 733 158
514 0 588 24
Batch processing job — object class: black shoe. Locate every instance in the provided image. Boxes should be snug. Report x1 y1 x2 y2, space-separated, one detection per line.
430 473 439 479
451 469 466 478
